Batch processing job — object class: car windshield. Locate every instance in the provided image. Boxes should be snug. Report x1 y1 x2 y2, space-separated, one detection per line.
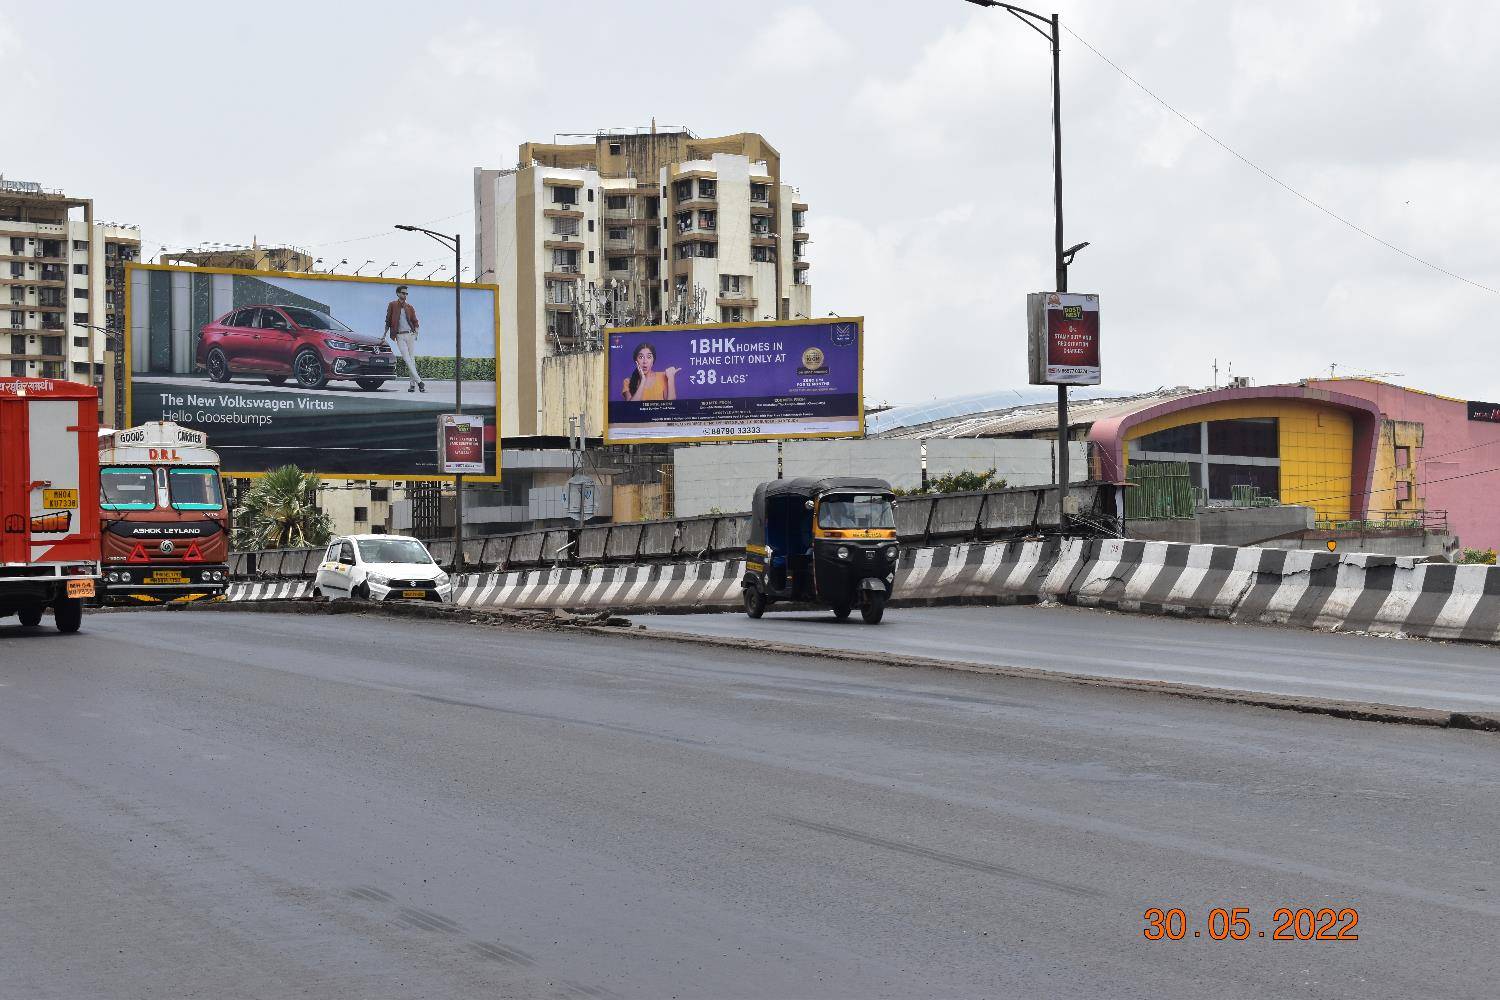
817 493 896 530
101 467 155 510
280 306 352 333
169 468 223 510
356 538 434 565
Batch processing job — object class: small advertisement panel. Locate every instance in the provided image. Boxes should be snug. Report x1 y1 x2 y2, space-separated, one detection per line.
1028 292 1101 386
438 413 486 474
1467 400 1500 423
125 263 500 481
603 318 864 444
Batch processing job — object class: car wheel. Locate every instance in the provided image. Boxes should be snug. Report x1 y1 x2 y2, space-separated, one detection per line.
831 603 852 621
860 593 886 625
294 350 328 389
355 378 387 391
18 608 42 627
266 375 287 386
353 582 371 602
206 348 232 383
54 597 83 634
743 587 766 619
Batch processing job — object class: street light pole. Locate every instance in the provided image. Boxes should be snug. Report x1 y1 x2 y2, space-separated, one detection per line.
395 224 465 566
964 0 1073 532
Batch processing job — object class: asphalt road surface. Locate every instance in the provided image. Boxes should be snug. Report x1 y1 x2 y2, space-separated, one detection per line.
1 609 1496 999
632 604 1500 714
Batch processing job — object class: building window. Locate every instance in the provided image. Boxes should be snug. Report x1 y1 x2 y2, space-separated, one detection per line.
73 361 90 374
606 195 629 210
353 506 368 523
698 179 716 199
551 217 579 237
607 226 628 241
72 287 88 299
697 210 716 231
792 210 807 229
371 487 389 502
1208 463 1278 502
9 361 25 376
608 257 628 272
72 239 89 252
719 274 749 296
674 179 693 200
587 219 595 233
587 188 595 202
1207 418 1277 459
73 263 88 275
751 245 775 263
548 186 577 206
73 312 88 325
73 336 89 348
721 307 744 323
550 249 579 272
587 250 595 264
750 182 770 202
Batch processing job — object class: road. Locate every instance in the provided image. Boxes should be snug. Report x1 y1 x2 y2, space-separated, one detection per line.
633 604 1500 714
0 609 1496 998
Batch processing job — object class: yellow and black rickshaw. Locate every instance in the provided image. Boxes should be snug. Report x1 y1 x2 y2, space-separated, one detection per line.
742 477 899 624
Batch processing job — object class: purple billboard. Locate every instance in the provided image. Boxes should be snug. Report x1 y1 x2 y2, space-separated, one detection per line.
603 318 864 444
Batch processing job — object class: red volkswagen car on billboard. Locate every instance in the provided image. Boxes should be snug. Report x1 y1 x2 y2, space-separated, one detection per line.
197 304 397 390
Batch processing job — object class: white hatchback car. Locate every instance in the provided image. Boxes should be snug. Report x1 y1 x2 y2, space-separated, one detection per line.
314 534 453 603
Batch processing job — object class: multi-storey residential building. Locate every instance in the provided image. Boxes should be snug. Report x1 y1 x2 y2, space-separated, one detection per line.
475 128 813 438
160 243 314 273
0 177 140 423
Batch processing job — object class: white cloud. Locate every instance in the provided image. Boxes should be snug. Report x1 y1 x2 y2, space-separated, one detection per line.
743 5 852 73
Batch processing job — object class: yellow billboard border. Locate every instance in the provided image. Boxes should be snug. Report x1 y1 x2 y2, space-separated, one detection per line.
600 316 866 446
123 261 503 484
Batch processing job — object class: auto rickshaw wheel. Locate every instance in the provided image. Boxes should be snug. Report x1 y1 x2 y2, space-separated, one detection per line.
831 603 851 620
860 593 886 624
743 587 766 619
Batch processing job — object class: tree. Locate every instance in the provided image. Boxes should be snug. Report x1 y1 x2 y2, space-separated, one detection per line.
894 469 1007 497
233 465 332 551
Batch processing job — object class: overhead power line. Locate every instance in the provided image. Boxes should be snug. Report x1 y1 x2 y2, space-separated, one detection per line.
1063 25 1500 297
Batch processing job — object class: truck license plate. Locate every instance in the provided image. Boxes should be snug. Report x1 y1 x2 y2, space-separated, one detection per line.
42 488 79 509
66 579 95 598
148 570 189 584
402 589 426 598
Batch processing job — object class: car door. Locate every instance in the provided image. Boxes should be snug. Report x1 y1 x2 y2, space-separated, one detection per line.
257 307 297 374
215 308 253 370
316 541 343 595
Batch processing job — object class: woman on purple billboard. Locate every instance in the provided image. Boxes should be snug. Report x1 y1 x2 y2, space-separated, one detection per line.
620 342 680 401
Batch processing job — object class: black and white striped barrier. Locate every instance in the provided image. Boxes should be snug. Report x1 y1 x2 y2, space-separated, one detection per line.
222 539 1500 643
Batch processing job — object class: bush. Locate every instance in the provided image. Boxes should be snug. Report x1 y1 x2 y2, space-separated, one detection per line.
1457 547 1497 565
395 356 497 381
894 469 1007 496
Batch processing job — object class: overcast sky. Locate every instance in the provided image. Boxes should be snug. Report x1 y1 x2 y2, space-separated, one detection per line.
8 1 1498 407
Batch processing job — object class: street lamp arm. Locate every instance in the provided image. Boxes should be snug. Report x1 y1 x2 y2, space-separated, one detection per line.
394 224 458 251
962 0 1054 37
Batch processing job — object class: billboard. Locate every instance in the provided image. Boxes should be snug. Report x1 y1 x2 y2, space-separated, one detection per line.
438 413 486 474
125 264 500 481
603 318 863 444
1028 292 1101 386
1467 400 1500 423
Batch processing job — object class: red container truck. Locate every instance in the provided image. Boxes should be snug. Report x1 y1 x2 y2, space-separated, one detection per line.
0 377 100 633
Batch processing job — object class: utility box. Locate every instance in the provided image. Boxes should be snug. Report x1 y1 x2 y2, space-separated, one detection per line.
0 377 101 632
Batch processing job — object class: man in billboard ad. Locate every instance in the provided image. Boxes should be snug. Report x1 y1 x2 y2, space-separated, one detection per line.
604 318 863 444
125 264 500 480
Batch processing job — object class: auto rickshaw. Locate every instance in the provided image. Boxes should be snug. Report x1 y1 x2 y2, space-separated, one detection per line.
742 477 899 624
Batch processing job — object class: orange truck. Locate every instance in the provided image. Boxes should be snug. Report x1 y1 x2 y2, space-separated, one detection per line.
97 422 231 603
0 377 100 632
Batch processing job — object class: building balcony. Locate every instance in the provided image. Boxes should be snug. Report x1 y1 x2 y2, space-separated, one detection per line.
543 268 583 281
716 294 756 308
543 207 584 219
544 239 584 251
793 259 811 270
674 196 716 212
604 238 637 254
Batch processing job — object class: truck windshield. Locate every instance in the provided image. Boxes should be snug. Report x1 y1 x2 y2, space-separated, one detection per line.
817 494 896 530
169 468 223 510
101 467 156 510
356 538 434 565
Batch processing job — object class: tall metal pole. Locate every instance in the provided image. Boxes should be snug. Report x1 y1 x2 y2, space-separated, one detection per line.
1050 12 1069 535
452 233 464 566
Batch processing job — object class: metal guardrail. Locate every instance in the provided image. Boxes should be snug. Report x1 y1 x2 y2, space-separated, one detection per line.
228 483 1121 579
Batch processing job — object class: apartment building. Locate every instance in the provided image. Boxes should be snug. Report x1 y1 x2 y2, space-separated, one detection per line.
474 128 813 438
0 176 141 422
161 242 314 272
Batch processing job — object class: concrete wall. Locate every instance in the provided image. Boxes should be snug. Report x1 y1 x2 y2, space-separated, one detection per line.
672 442 778 516
671 438 1089 517
1130 505 1314 546
539 350 605 438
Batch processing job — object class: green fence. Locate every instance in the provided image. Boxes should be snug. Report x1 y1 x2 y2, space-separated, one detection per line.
1125 461 1195 520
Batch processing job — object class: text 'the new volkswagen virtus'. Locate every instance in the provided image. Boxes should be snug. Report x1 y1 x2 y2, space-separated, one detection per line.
197 304 396 390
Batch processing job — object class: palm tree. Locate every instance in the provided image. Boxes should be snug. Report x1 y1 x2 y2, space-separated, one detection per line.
233 465 332 550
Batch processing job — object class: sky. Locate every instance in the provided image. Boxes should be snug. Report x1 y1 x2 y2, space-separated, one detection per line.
7 0 1499 408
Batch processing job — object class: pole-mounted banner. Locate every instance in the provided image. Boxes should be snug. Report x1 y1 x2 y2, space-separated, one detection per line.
1028 292 1101 386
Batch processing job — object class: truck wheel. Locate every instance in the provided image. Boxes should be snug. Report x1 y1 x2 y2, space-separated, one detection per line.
743 587 766 619
53 597 83 634
18 608 42 627
860 593 886 625
831 603 851 621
